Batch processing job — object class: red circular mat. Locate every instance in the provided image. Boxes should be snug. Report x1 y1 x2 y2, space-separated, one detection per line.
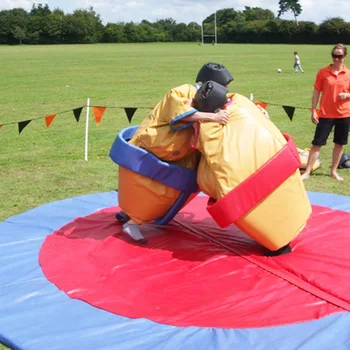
39 196 350 328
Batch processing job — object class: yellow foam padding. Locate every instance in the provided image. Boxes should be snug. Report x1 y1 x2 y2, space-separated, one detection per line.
297 148 321 172
129 84 198 161
118 167 180 225
118 147 200 225
195 93 312 250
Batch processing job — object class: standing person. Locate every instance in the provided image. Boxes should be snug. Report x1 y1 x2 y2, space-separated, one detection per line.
301 43 350 182
293 51 304 73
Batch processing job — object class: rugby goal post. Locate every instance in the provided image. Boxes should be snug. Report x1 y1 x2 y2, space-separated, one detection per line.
201 11 217 45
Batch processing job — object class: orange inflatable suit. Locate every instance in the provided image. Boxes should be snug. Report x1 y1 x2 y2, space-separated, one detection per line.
112 84 200 225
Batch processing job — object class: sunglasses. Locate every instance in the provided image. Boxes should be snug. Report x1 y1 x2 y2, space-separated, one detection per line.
332 53 345 59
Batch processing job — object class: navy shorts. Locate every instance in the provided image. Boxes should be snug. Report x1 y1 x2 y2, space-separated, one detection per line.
312 117 350 146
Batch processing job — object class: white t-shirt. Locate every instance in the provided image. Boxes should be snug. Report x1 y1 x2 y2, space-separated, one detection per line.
295 55 300 64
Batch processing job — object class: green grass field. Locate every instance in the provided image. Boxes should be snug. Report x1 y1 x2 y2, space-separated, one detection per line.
0 42 349 349
0 43 349 223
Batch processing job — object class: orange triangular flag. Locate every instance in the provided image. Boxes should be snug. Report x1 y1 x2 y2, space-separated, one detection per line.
92 107 106 126
255 101 268 110
309 108 320 117
45 114 57 128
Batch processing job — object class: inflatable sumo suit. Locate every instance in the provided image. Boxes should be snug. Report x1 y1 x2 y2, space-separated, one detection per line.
192 90 312 251
110 64 233 226
110 84 201 225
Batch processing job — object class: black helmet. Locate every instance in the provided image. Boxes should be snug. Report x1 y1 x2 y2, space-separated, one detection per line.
196 62 233 87
193 80 228 112
338 153 350 169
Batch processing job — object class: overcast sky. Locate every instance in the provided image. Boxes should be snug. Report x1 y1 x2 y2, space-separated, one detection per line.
1 0 350 25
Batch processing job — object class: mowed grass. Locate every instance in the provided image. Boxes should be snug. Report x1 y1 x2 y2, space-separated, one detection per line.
0 42 349 225
0 42 350 350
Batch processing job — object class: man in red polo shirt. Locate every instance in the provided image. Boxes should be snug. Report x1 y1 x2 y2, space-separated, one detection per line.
302 43 350 181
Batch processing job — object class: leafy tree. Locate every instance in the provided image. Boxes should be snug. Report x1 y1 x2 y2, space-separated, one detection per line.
46 9 65 44
0 8 29 44
263 20 281 43
204 8 241 26
154 18 176 41
30 3 51 17
317 17 350 44
11 9 29 44
278 20 298 42
173 23 190 42
0 11 11 43
138 21 156 42
219 20 239 43
28 4 53 43
187 22 201 42
278 0 302 24
124 22 139 42
61 7 103 43
295 21 317 43
243 7 275 21
13 26 26 44
102 23 126 43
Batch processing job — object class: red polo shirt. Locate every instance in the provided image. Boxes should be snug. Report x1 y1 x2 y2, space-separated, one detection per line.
314 64 350 118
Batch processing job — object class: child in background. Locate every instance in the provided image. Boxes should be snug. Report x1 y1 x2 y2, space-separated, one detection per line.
294 51 304 73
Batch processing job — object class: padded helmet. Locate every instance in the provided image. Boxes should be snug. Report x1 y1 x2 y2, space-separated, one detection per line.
338 153 350 169
193 80 228 112
196 62 233 87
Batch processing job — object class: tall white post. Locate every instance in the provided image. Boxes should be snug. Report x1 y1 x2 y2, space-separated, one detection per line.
84 98 90 161
214 12 217 44
201 21 204 45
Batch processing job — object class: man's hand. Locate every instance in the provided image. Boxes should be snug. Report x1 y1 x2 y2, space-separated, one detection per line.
213 109 230 124
311 110 319 124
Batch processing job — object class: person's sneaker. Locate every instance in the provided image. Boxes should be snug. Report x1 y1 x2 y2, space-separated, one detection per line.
122 223 148 244
115 211 130 223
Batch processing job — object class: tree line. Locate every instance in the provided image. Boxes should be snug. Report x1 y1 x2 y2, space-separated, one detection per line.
0 4 349 45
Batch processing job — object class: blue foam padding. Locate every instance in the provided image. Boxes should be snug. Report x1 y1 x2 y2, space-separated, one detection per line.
109 126 198 193
0 191 349 350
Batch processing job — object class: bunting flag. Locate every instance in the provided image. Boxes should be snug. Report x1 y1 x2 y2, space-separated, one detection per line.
255 101 268 110
73 107 83 122
124 108 137 123
309 108 321 117
1 102 318 136
18 120 32 134
282 105 296 121
45 114 57 128
92 107 106 126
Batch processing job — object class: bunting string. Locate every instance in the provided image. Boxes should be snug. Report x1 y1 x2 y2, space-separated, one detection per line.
0 101 319 135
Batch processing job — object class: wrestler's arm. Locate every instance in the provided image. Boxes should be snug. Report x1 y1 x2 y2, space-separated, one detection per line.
182 96 229 123
182 109 229 123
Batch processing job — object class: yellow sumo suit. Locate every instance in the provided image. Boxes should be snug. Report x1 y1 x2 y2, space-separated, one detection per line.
114 84 200 225
193 93 312 251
